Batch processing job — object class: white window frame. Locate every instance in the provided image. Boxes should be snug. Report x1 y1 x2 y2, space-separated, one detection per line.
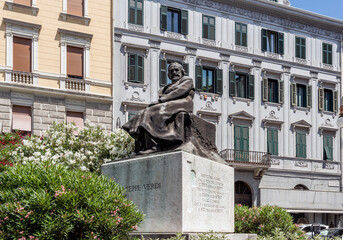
3 18 41 85
58 29 92 91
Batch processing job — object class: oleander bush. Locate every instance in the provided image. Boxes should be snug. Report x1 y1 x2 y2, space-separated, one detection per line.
9 121 135 173
0 131 24 167
0 161 144 239
235 204 306 239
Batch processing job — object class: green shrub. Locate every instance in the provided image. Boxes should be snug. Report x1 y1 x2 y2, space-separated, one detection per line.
0 131 24 165
10 122 135 173
0 161 143 239
235 204 306 239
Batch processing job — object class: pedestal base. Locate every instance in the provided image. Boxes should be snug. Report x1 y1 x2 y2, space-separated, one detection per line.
101 151 234 233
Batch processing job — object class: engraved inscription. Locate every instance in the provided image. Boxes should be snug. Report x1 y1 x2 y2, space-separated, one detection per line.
125 182 161 192
194 173 225 214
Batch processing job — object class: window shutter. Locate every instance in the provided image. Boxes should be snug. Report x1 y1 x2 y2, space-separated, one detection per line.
67 0 83 16
160 59 167 86
295 37 300 58
13 37 31 73
160 5 168 31
302 38 306 59
195 65 203 92
229 71 236 97
234 125 240 151
215 68 223 95
277 32 284 55
261 29 267 52
67 46 83 79
182 62 189 76
262 77 268 102
302 133 306 158
278 81 284 104
307 85 312 108
333 90 338 112
242 126 249 152
67 111 84 129
296 133 300 157
181 10 188 35
291 82 297 106
328 44 333 65
322 43 326 64
267 129 272 154
318 88 324 111
12 105 31 132
137 54 144 83
248 74 254 100
14 0 31 6
273 129 278 155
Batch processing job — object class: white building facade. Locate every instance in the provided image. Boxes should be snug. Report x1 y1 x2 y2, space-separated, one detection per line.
113 0 343 225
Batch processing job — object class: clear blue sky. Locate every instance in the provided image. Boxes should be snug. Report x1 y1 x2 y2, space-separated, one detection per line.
291 0 343 21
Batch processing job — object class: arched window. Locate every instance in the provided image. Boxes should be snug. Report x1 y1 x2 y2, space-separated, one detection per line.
294 184 309 190
235 181 252 207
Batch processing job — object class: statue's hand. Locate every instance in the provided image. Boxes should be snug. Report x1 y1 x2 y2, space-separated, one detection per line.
148 100 159 107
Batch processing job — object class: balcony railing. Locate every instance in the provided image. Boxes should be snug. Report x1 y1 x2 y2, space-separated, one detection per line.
11 71 33 85
65 78 85 91
220 149 271 166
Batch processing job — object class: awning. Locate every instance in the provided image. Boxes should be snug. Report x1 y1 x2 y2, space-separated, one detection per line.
287 209 343 214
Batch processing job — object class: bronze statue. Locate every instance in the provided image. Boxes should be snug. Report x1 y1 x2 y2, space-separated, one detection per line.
123 62 226 163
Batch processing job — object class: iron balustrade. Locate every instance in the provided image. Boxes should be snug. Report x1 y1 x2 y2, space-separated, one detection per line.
220 149 271 166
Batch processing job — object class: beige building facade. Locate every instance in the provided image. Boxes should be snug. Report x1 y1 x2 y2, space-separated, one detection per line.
0 0 113 135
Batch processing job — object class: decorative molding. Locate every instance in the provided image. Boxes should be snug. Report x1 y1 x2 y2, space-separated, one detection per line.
128 91 145 102
319 119 338 134
291 120 312 130
201 101 217 112
123 81 149 92
229 110 255 123
252 60 262 68
323 163 335 170
322 63 334 70
266 52 280 59
310 71 318 79
295 58 307 65
149 40 161 49
114 34 122 42
166 32 183 40
128 24 144 32
187 47 197 56
295 161 308 167
199 92 219 101
262 110 284 127
235 45 248 53
282 66 291 74
232 97 251 106
220 54 230 62
181 0 341 40
60 13 91 26
5 1 39 16
202 39 216 47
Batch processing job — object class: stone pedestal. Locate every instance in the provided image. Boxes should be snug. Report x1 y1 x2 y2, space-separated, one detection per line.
101 151 234 233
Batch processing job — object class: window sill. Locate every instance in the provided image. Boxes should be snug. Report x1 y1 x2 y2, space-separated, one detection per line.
165 31 186 40
235 45 248 53
322 63 334 70
264 52 282 59
127 24 145 32
263 101 282 110
232 97 252 106
5 1 39 16
202 38 216 47
320 110 336 118
293 106 310 114
124 81 148 92
294 57 307 65
60 12 91 26
198 92 220 101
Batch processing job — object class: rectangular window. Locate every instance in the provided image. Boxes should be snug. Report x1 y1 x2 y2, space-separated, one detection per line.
229 72 254 99
261 29 284 55
235 23 247 47
202 15 215 40
67 46 83 79
13 36 32 73
67 111 84 128
234 125 249 162
297 84 307 107
324 89 333 112
295 37 306 59
323 135 333 161
128 0 143 26
268 79 278 103
195 65 222 94
12 105 32 133
291 83 312 108
296 132 306 158
322 43 332 65
13 0 31 6
67 0 84 16
267 128 278 155
128 53 144 83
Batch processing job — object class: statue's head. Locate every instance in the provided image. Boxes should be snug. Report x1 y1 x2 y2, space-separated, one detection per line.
168 62 185 83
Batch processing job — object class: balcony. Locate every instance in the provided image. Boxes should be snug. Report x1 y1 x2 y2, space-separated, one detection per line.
11 71 34 85
65 78 85 91
220 149 271 178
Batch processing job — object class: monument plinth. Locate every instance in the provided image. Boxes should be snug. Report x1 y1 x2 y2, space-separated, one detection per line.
101 151 234 233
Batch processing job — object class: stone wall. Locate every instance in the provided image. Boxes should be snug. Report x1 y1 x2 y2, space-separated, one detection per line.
0 91 11 133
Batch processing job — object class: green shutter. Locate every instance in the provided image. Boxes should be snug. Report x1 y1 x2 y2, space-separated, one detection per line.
296 132 300 157
318 88 324 111
261 29 267 52
291 82 297 106
242 126 249 152
181 10 188 35
262 77 268 102
278 32 284 55
229 71 236 97
296 132 306 158
234 125 240 151
323 135 333 160
267 129 272 154
307 85 312 108
248 74 254 100
137 55 144 83
334 90 338 112
302 133 306 158
182 62 189 76
267 128 278 155
195 65 203 92
215 68 223 95
273 129 278 155
295 37 300 58
160 5 167 31
235 23 240 46
328 44 333 65
322 43 326 64
160 59 167 86
302 38 306 59
278 81 284 104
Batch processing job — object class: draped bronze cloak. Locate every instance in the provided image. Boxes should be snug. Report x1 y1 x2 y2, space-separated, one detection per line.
123 77 195 143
